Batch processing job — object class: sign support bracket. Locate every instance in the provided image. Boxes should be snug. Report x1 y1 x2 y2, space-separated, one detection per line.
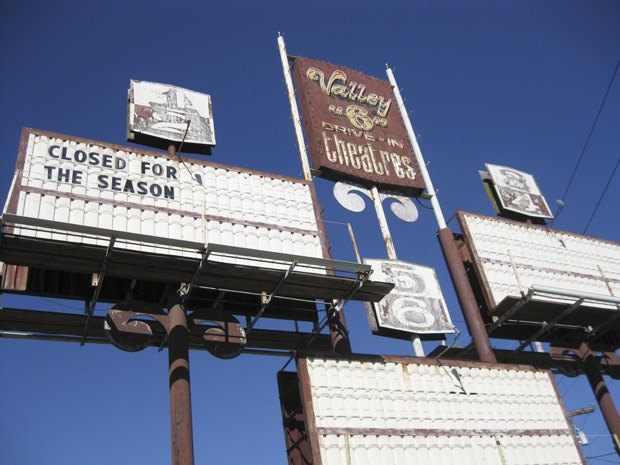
387 65 496 363
247 261 297 335
80 236 116 346
505 297 585 360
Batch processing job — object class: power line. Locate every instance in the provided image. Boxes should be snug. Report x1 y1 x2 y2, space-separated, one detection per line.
560 56 620 203
583 156 620 234
586 451 620 463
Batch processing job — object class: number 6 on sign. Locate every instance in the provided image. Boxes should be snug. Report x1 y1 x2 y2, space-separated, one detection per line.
363 259 455 340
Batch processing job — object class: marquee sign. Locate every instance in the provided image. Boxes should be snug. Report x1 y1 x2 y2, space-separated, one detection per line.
293 57 425 196
6 128 325 268
485 164 553 219
127 80 215 154
280 355 584 465
364 259 454 339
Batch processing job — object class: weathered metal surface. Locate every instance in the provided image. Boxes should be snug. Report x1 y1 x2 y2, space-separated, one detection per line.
485 164 553 219
128 80 215 154
277 371 313 465
297 355 584 465
0 233 392 303
1 263 28 291
0 307 334 352
458 211 620 313
7 128 325 270
278 37 312 182
292 57 425 196
333 182 419 223
167 297 195 465
428 344 620 379
438 227 496 363
385 67 448 230
0 266 321 322
192 312 246 360
574 343 620 454
457 211 620 349
363 259 454 340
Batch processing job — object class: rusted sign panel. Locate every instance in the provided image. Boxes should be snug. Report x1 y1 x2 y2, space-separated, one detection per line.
485 164 553 219
293 57 425 196
364 259 454 340
128 80 215 154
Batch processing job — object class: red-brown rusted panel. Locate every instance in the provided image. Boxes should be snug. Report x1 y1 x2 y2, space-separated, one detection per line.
292 57 425 196
2 264 29 291
277 371 314 465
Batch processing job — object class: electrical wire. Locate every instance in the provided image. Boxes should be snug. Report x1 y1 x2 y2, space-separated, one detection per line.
560 56 620 204
172 120 202 185
586 451 620 461
415 197 434 210
583 156 620 234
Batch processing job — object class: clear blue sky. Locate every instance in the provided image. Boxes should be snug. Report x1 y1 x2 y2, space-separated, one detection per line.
1 1 619 464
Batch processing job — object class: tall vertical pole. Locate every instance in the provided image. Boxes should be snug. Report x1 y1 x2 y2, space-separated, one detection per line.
370 186 398 261
580 345 620 454
277 35 351 354
386 67 496 363
168 295 195 465
277 35 313 183
167 144 195 465
370 186 424 356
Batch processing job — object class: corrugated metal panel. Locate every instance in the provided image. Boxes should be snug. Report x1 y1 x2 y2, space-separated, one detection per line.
12 132 324 270
301 357 583 465
461 212 620 310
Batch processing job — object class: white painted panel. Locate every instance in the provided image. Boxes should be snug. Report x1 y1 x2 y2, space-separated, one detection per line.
10 131 326 272
462 213 620 310
304 357 582 465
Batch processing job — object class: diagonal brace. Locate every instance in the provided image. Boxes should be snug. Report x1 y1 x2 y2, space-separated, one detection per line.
183 248 212 303
505 297 585 360
246 261 297 334
460 288 535 357
80 237 116 345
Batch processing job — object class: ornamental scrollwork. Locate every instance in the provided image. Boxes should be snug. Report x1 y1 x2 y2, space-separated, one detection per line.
333 181 418 223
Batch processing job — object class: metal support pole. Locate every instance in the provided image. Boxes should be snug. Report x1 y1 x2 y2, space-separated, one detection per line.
438 228 496 363
370 186 424 357
277 34 312 182
277 35 351 355
346 223 362 264
387 67 495 362
582 350 620 455
385 67 447 230
370 186 398 261
167 288 195 465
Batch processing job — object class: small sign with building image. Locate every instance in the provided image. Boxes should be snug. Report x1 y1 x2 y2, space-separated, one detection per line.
127 80 215 154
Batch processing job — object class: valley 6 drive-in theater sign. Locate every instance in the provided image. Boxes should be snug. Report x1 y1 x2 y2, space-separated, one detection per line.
293 57 426 196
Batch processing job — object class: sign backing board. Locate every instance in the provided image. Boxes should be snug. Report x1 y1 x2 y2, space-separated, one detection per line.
285 355 585 465
292 57 425 196
363 259 454 340
485 164 553 219
127 80 215 154
5 128 326 272
457 211 620 346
